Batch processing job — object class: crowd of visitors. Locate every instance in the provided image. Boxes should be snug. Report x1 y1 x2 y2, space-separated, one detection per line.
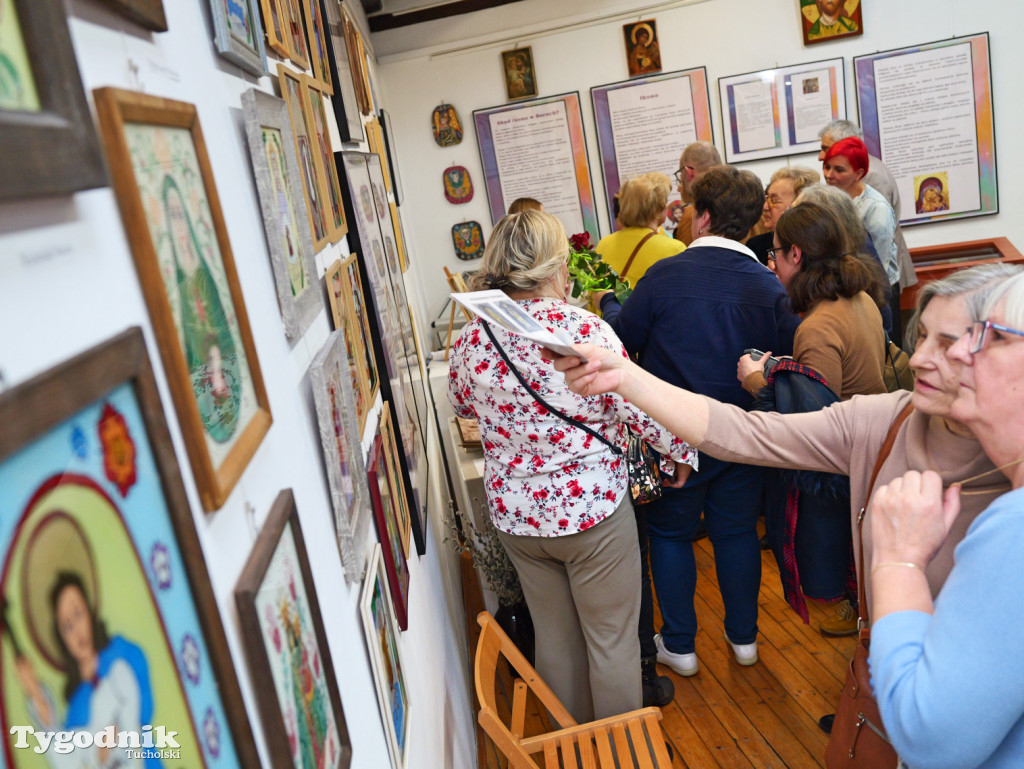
450 125 1024 767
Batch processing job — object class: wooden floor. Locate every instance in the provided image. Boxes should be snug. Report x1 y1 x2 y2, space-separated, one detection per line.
479 528 857 768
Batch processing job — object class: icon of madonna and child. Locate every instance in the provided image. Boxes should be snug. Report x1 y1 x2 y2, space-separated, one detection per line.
2 497 206 767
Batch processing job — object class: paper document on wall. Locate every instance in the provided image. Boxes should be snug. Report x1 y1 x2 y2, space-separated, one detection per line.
449 290 588 362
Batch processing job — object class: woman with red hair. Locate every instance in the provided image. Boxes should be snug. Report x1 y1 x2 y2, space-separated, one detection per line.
823 137 901 336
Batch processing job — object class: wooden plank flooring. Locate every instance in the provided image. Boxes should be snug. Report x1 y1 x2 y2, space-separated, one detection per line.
477 526 856 768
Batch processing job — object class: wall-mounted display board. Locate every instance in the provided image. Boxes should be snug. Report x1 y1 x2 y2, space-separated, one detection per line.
718 57 846 164
235 490 353 769
591 67 712 232
320 0 364 142
473 92 598 238
208 0 267 76
854 33 997 227
0 328 261 766
94 87 273 512
338 150 429 556
1 0 107 200
241 88 321 343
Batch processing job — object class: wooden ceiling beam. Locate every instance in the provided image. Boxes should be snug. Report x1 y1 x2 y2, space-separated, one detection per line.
368 0 526 32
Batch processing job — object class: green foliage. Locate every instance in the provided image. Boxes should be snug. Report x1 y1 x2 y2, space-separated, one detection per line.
567 241 632 304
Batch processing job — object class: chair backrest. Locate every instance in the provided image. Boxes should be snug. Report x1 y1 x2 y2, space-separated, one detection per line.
474 611 576 768
443 265 474 321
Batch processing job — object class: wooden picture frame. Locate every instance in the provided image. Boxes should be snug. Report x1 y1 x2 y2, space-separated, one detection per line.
366 117 392 195
0 327 261 766
209 0 268 76
309 329 372 583
241 87 321 342
340 251 380 408
235 489 353 769
367 431 410 627
93 87 272 512
361 544 411 769
303 73 348 241
622 19 662 77
389 201 408 272
379 109 404 205
281 0 310 68
342 5 371 115
500 46 537 101
278 62 331 251
321 0 364 142
0 0 106 201
303 0 333 94
258 0 290 58
800 0 863 45
93 0 168 31
325 256 372 433
379 406 412 559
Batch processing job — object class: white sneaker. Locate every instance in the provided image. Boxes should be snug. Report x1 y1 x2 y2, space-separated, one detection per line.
725 632 758 666
654 633 698 676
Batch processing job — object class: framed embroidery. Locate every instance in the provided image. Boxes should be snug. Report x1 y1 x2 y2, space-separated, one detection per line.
309 330 372 583
241 87 320 342
326 256 372 433
0 328 261 767
281 0 310 68
367 429 410 631
0 0 106 200
302 73 348 240
93 87 272 512
360 544 410 768
257 0 290 58
235 489 352 769
208 0 267 76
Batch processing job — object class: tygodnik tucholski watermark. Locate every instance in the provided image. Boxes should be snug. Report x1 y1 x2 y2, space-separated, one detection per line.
10 724 181 759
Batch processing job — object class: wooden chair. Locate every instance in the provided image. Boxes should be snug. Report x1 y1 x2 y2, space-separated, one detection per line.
474 611 673 768
443 266 473 360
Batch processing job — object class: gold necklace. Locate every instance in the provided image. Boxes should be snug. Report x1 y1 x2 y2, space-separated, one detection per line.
950 456 1024 496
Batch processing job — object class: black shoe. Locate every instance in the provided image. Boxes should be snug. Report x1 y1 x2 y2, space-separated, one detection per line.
818 713 835 734
642 656 675 707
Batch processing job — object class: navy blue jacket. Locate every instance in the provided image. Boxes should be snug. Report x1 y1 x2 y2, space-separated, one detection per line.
602 242 800 409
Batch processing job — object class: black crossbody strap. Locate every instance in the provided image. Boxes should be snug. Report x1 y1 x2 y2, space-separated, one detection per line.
480 320 622 456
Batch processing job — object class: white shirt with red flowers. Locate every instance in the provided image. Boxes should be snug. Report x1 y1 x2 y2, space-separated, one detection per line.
448 297 697 537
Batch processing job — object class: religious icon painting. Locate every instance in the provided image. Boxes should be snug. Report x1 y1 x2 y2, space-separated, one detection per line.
500 47 537 101
622 19 662 77
431 102 463 147
258 0 290 58
452 220 485 260
367 426 410 627
302 73 348 241
303 0 333 93
235 490 353 769
361 544 410 769
209 0 267 76
800 0 863 45
309 330 373 582
326 256 372 433
281 0 310 68
241 88 320 343
340 252 380 406
0 328 262 768
443 165 473 204
93 87 272 512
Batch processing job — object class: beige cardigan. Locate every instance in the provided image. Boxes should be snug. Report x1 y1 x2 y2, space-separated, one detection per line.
698 391 1007 609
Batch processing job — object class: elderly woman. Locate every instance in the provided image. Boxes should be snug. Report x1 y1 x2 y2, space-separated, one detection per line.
448 210 697 722
599 166 799 674
868 271 1024 768
552 264 1018 690
822 137 903 344
746 166 820 266
595 172 685 286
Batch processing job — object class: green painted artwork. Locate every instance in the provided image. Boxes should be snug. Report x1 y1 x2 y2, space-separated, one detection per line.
126 123 258 466
0 0 41 112
262 125 309 297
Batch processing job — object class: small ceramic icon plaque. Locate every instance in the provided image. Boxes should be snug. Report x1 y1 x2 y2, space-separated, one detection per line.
452 221 485 260
443 166 474 204
432 103 463 147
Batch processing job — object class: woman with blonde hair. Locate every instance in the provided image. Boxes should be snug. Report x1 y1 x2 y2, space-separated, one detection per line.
451 209 697 722
595 172 684 287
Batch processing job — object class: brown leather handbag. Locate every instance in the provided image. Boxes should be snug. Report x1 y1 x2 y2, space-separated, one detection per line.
824 403 912 769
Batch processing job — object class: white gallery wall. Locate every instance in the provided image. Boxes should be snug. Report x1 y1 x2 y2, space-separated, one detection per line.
376 0 1024 332
0 1 473 768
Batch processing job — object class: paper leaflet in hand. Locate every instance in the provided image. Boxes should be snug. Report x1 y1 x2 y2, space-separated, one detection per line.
449 290 588 362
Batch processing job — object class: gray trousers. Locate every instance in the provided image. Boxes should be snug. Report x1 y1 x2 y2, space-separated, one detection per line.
496 495 642 723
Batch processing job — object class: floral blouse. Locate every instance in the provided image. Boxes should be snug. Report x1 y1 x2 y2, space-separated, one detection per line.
449 298 697 537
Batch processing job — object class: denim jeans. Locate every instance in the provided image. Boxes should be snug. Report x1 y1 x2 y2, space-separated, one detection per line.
646 454 767 653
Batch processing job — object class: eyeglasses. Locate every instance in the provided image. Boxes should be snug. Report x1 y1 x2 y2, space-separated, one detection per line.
967 319 1024 354
674 165 695 183
764 194 786 207
766 246 785 263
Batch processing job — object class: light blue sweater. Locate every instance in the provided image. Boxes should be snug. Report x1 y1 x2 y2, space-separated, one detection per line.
854 184 899 286
870 486 1024 768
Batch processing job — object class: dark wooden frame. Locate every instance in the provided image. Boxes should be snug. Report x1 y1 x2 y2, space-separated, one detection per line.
1 0 106 200
902 237 1024 310
367 433 410 631
0 327 261 767
93 0 168 31
235 489 353 769
93 87 273 512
